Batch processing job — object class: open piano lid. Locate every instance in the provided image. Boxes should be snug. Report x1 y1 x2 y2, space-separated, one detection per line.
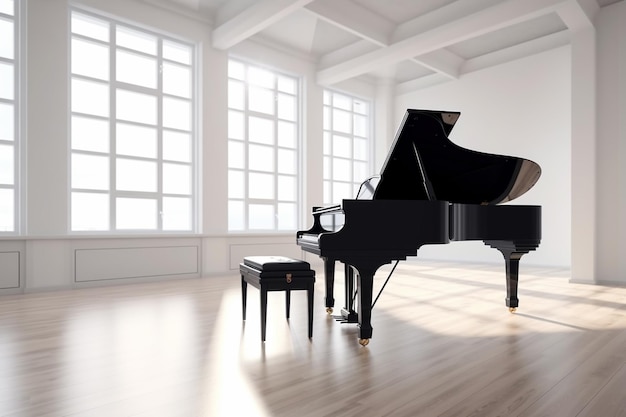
373 109 541 205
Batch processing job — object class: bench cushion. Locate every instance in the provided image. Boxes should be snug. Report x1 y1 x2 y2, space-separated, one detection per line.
243 256 311 272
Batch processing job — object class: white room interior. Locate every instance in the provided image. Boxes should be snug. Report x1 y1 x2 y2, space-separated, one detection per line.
0 0 624 291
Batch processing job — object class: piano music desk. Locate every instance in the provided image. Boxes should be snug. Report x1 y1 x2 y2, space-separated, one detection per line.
240 256 315 342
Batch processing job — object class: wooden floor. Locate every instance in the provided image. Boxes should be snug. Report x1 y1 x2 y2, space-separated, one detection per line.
1 260 626 417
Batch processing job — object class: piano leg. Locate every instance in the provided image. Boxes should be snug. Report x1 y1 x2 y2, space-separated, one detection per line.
351 259 391 345
504 253 522 311
339 265 359 323
323 258 335 314
485 240 540 312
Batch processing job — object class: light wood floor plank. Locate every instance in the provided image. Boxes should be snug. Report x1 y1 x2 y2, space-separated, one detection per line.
1 260 626 416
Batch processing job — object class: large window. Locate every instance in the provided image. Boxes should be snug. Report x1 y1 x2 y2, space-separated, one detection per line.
323 90 372 204
70 10 197 232
0 0 18 233
227 59 300 232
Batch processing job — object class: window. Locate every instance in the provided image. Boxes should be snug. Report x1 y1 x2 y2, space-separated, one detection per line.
227 59 300 232
0 0 18 233
323 90 372 204
70 10 197 232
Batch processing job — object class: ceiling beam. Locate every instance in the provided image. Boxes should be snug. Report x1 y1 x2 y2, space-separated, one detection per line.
317 0 569 85
304 0 394 47
411 49 464 80
212 0 315 50
556 0 599 31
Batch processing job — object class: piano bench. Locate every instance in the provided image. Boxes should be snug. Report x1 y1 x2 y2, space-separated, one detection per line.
240 256 315 342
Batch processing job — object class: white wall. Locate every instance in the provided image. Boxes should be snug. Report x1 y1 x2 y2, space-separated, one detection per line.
5 0 623 292
395 46 572 267
595 1 626 284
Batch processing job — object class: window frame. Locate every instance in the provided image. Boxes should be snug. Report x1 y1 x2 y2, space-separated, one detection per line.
227 58 302 233
323 89 373 205
69 8 199 234
0 0 21 234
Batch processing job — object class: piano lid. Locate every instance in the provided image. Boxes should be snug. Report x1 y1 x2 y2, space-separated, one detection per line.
373 109 541 205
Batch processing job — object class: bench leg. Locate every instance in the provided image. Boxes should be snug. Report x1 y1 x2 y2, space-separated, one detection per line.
261 288 268 342
285 290 291 319
307 285 314 339
241 275 247 320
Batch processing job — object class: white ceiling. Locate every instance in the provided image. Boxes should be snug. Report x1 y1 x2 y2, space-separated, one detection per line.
143 0 622 93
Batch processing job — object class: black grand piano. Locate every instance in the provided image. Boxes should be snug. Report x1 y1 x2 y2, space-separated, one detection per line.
297 109 541 346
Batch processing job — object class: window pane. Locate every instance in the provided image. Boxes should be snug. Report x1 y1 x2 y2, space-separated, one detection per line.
323 132 330 155
248 173 274 199
163 197 191 230
333 135 351 158
354 100 369 115
163 40 191 65
163 130 191 162
116 197 157 229
228 140 244 169
323 180 331 203
277 175 295 201
228 200 244 230
163 62 191 98
277 76 296 94
354 161 367 183
116 158 156 192
333 93 351 110
163 163 191 195
71 38 109 80
323 106 330 130
116 26 156 55
72 116 109 153
228 110 244 140
72 154 109 190
248 144 273 172
277 149 295 174
249 86 274 115
116 123 157 158
0 102 14 140
248 204 273 230
71 13 109 42
72 79 109 117
354 138 368 161
0 188 13 232
0 0 14 15
248 67 273 88
228 170 244 199
0 62 14 100
228 60 245 80
248 116 273 144
72 192 109 231
163 97 191 131
228 80 245 110
116 89 156 124
354 114 368 137
332 109 351 134
333 158 351 181
277 121 296 148
277 202 296 230
333 182 352 202
116 50 157 88
323 156 330 180
0 144 13 184
0 20 13 60
277 93 295 121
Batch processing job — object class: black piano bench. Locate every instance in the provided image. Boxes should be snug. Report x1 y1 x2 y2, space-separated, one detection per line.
240 256 315 342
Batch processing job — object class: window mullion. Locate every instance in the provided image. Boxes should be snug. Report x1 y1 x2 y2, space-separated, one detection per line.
110 23 117 231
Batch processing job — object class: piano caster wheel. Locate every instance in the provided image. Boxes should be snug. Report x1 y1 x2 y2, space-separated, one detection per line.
509 307 517 313
326 307 333 314
358 338 370 346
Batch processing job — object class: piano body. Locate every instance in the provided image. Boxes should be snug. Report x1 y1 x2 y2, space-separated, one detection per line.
297 109 542 346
